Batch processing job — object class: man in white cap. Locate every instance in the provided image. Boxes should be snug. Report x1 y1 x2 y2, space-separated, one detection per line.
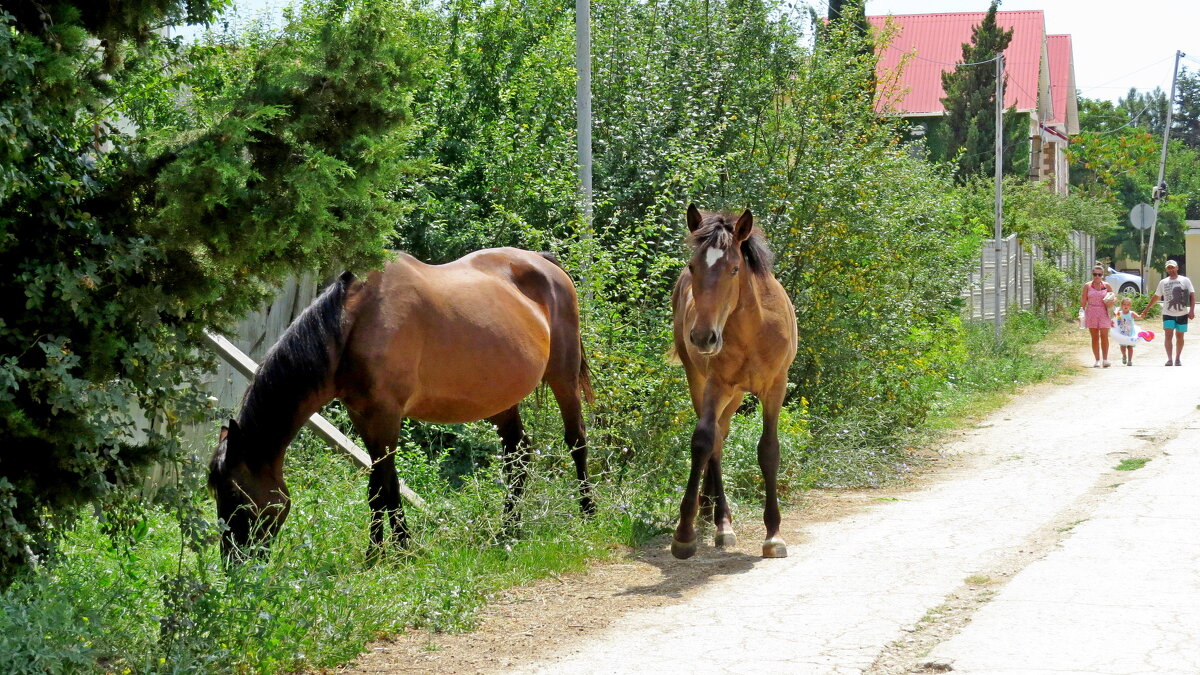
1141 259 1195 366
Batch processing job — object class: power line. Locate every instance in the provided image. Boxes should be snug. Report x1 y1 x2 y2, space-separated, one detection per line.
1076 55 1175 98
908 52 1000 68
1082 101 1160 137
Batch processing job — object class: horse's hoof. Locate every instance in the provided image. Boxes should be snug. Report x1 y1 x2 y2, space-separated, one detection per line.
762 537 788 558
714 530 737 548
671 538 698 559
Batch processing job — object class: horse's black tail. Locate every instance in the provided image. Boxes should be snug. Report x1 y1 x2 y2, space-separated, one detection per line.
538 252 595 405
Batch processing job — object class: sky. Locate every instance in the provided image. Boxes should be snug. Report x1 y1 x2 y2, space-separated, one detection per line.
184 0 1200 103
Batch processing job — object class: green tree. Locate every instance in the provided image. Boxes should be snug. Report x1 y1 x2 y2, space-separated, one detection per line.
1118 86 1170 137
1174 68 1200 149
1070 93 1199 267
0 0 420 582
936 0 1023 180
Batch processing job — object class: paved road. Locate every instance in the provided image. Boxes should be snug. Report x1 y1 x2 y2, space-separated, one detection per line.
508 356 1200 674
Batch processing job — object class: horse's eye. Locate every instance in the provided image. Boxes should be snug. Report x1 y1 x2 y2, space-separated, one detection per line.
688 262 694 273
731 265 740 276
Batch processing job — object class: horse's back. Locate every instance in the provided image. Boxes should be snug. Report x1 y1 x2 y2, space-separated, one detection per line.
338 248 579 423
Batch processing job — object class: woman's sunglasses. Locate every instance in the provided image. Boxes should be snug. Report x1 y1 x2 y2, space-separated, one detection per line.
1093 272 1103 277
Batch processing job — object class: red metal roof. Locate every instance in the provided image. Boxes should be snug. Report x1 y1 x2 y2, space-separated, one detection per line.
868 11 1047 115
1045 34 1073 125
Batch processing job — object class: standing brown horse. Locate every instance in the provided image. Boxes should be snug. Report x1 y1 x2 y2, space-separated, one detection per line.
208 248 595 559
669 204 797 560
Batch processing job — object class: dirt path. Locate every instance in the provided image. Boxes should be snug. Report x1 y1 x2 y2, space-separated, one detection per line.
344 332 1200 674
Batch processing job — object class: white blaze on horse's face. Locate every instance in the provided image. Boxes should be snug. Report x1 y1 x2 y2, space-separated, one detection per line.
705 246 724 268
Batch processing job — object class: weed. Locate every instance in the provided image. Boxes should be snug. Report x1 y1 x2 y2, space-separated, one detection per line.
963 574 993 586
1114 458 1150 471
918 603 949 624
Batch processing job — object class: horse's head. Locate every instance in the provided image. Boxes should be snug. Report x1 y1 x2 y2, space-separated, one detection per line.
208 419 290 559
684 204 756 355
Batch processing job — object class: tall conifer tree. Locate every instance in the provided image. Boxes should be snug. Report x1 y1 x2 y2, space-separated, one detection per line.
938 1 1021 179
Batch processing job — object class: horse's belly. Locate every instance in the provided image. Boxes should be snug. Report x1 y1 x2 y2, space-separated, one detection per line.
407 345 546 422
403 305 549 421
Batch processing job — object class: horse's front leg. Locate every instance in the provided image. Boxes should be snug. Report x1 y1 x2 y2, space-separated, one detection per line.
672 386 735 559
705 396 741 548
758 377 788 558
366 450 408 552
348 406 407 559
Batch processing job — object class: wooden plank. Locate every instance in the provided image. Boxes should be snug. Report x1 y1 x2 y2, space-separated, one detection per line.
202 329 427 511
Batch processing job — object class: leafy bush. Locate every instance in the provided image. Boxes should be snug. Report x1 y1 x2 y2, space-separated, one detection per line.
1033 259 1076 317
0 0 420 582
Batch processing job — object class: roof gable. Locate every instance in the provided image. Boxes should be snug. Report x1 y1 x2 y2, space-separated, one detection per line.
868 10 1047 116
1046 34 1079 134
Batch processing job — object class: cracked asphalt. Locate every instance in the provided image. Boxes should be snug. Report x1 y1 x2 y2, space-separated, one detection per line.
502 353 1200 674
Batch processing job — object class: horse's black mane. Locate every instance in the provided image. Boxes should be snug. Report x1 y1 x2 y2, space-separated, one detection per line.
688 212 775 276
231 271 354 461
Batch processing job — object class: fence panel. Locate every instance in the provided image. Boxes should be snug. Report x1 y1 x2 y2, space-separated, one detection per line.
963 230 1094 321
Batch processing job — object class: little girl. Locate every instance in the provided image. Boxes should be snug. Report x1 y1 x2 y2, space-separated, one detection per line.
1113 297 1143 366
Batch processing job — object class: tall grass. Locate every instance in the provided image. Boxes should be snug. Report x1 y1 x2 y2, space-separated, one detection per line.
0 314 1067 673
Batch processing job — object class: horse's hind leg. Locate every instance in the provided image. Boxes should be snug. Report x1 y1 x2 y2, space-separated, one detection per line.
490 405 533 533
548 379 595 516
758 377 788 558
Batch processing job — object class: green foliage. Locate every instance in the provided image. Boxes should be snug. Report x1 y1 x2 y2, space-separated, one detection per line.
1176 69 1200 150
925 311 1065 426
962 176 1115 249
0 420 609 672
1114 457 1150 471
0 0 420 581
1072 90 1200 264
1033 259 1075 317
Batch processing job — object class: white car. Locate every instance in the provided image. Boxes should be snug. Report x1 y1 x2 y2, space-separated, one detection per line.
1105 267 1143 295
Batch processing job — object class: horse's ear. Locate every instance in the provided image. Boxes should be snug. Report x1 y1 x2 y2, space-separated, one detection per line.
686 203 702 233
225 418 240 443
734 209 754 243
219 425 230 444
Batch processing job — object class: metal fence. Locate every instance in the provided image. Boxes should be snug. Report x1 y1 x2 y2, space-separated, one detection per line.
963 230 1095 321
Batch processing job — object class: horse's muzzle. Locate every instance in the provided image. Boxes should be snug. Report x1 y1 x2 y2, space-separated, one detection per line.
689 327 723 355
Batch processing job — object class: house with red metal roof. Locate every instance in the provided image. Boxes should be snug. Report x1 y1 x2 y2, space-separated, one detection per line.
867 10 1078 194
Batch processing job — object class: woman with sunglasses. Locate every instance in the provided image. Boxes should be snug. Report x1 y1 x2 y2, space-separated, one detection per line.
1081 263 1116 367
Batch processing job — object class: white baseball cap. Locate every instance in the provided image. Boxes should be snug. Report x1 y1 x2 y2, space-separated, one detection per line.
1166 260 1179 268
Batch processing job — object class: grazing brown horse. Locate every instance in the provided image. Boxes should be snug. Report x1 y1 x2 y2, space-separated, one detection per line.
208 248 595 558
668 204 797 560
